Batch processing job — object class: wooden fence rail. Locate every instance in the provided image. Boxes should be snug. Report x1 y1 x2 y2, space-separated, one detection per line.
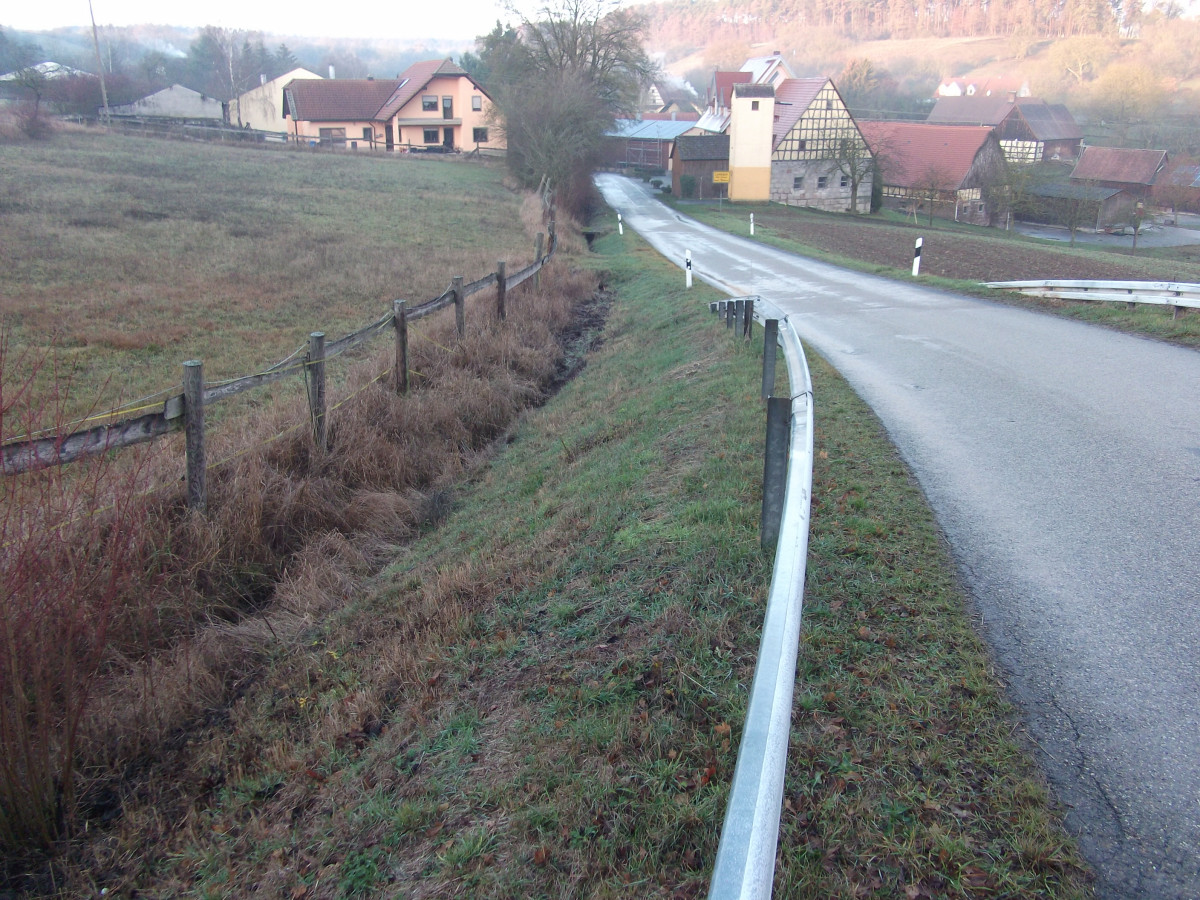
2 225 557 509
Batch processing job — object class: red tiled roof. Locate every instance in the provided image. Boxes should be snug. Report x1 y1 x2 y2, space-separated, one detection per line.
712 71 752 107
1070 146 1168 186
771 77 827 147
859 121 995 189
284 77 403 121
284 59 480 123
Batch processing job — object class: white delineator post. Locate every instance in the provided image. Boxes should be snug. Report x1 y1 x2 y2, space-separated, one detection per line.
686 250 693 288
618 212 623 235
912 237 923 276
750 213 755 236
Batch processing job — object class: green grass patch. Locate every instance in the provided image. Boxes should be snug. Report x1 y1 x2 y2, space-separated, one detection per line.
51 223 1090 898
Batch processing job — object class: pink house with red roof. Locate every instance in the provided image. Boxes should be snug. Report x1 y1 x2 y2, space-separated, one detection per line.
859 121 1007 225
282 59 503 154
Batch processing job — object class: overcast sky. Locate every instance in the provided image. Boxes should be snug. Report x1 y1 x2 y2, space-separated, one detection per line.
3 0 539 41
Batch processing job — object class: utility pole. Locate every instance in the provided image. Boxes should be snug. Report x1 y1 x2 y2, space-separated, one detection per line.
88 0 111 124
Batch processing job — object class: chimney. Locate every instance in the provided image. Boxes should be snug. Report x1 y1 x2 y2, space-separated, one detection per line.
260 73 267 85
329 65 335 79
1007 90 1016 103
773 50 781 56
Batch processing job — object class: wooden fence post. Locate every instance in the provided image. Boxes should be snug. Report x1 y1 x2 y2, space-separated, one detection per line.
453 276 465 337
535 233 545 290
762 319 779 399
393 300 408 394
183 360 206 512
497 261 507 320
761 396 790 551
307 332 327 452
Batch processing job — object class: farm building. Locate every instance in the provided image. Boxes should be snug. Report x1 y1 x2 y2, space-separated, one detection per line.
671 134 730 199
602 118 695 171
927 95 1082 164
232 67 321 132
108 85 227 123
859 121 1006 225
1070 146 1168 202
1023 182 1137 232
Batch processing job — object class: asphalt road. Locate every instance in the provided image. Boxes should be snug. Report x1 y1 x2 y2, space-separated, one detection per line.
595 174 1200 899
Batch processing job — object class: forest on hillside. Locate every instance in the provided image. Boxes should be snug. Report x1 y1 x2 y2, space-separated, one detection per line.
642 0 1200 154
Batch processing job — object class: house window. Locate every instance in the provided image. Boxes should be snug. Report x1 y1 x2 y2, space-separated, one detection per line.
798 139 806 151
840 174 849 187
423 129 439 143
793 175 804 190
318 127 346 145
422 95 437 111
362 127 372 141
443 96 453 118
473 127 488 143
818 175 828 189
751 100 759 111
472 95 482 111
825 99 833 109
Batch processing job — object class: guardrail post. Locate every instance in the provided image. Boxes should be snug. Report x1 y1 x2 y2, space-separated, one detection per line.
733 299 744 331
743 297 754 340
725 301 735 329
1174 305 1184 321
307 332 327 452
760 396 790 550
534 233 545 290
393 300 408 395
453 276 465 338
709 301 719 315
183 360 206 513
496 261 507 320
762 319 779 399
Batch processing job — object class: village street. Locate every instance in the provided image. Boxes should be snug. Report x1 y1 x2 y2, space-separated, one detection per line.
595 173 1200 900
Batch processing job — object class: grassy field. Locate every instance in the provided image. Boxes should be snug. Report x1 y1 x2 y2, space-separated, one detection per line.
45 225 1091 898
0 131 539 427
669 198 1200 349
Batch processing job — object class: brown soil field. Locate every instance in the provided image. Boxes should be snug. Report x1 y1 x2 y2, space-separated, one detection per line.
742 207 1200 284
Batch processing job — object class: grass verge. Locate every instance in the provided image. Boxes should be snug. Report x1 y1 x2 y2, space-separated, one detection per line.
667 198 1200 349
52 225 1090 898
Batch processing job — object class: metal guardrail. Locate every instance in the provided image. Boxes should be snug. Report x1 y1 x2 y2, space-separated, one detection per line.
984 280 1200 312
708 296 815 900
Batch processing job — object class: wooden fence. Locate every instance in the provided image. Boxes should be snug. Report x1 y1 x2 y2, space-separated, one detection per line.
2 225 556 512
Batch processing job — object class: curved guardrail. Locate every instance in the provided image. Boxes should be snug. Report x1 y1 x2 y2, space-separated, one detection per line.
708 297 814 900
984 279 1200 312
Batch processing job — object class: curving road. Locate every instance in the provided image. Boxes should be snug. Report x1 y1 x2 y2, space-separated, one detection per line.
595 174 1200 899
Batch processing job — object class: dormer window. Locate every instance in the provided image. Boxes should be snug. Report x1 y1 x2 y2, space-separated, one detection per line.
751 100 759 111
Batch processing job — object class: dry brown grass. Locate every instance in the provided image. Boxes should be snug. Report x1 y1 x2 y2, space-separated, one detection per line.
1 222 598 886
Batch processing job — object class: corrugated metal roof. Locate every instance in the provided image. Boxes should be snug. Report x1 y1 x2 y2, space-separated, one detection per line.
608 119 696 140
859 121 995 189
1070 146 1168 186
675 134 730 161
771 77 830 146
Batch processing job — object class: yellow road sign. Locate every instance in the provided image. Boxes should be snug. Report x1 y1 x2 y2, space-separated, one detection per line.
712 171 730 184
